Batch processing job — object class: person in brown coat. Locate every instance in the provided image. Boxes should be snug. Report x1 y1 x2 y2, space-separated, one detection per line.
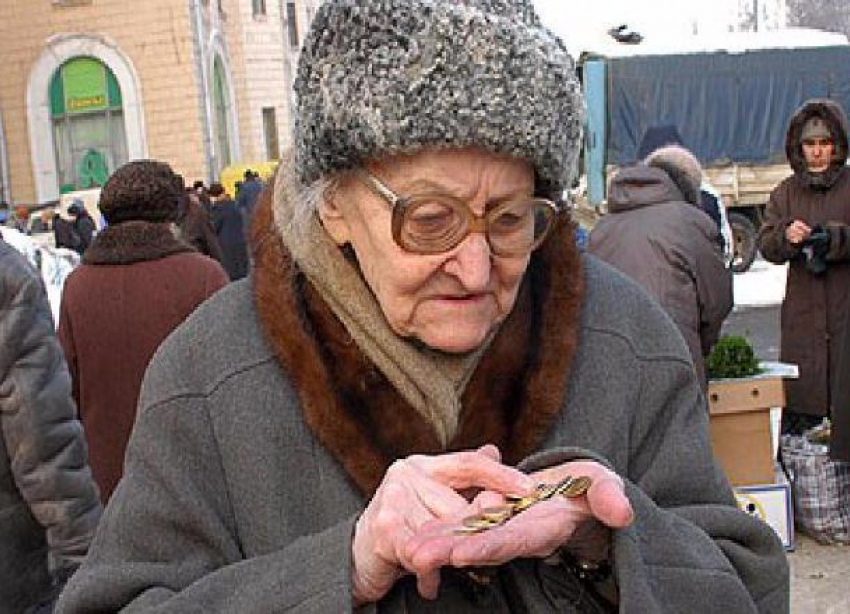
588 145 733 389
758 99 850 438
57 160 228 502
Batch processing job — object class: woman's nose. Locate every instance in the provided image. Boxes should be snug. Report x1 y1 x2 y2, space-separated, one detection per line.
445 233 491 290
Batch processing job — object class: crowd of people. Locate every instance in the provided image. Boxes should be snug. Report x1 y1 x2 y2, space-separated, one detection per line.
9 0 850 611
1 167 264 283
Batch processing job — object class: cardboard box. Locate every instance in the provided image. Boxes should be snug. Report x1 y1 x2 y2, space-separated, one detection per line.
708 377 784 486
735 470 795 551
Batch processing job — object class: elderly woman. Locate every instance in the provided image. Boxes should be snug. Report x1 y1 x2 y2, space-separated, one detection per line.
57 1 788 612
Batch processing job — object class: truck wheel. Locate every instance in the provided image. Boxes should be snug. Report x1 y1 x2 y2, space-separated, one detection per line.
729 212 757 273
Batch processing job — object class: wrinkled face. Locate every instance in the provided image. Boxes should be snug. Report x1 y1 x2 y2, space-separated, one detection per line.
802 137 835 173
318 148 535 353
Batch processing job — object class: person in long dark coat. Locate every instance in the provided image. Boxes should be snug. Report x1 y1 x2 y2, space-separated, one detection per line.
208 182 248 280
57 160 229 502
758 99 850 436
178 190 225 263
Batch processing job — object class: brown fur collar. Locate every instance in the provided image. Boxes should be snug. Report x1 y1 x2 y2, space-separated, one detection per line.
250 189 584 496
84 221 196 265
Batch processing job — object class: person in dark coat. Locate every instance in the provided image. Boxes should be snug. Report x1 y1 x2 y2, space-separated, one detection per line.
68 200 96 254
0 233 101 612
178 189 225 263
758 99 850 436
235 169 265 228
588 145 733 388
208 182 248 280
57 160 229 502
53 213 81 252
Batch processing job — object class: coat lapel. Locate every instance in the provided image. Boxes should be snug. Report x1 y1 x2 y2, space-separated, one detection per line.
251 190 584 495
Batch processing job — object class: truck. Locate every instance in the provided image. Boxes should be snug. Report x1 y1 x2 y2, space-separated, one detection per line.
578 29 850 272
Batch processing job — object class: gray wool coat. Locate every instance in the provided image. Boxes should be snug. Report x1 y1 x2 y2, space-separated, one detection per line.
56 258 787 613
0 238 101 612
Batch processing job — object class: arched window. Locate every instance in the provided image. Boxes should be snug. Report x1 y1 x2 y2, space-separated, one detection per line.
50 57 128 193
212 57 232 172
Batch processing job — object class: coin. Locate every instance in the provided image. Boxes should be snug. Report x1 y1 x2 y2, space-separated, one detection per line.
559 476 593 498
511 495 539 513
480 506 514 524
463 516 496 529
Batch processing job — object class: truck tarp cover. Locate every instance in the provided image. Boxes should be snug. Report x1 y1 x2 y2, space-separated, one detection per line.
606 46 850 166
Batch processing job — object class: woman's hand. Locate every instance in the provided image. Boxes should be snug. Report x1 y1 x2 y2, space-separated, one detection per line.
785 219 812 245
401 460 633 590
351 445 535 605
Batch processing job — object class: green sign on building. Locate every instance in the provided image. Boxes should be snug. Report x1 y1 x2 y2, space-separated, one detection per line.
50 57 123 117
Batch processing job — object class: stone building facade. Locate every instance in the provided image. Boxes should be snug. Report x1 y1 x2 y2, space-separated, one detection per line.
0 0 318 206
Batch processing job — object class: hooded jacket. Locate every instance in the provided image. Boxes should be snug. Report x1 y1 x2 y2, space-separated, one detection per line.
758 100 850 445
588 165 733 388
0 237 101 611
56 189 787 613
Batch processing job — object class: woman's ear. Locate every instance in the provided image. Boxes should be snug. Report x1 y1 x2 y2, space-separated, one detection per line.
317 188 351 246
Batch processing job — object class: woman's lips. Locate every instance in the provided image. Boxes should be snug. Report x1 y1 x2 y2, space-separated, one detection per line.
433 293 488 305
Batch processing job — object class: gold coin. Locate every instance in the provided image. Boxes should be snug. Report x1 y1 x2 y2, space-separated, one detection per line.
462 516 496 529
511 496 539 513
535 484 559 500
560 476 593 498
480 506 513 524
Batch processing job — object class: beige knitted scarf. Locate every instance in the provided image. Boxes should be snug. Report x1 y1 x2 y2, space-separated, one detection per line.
271 167 490 446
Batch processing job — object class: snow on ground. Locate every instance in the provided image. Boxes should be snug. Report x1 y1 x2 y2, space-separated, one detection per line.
733 258 787 309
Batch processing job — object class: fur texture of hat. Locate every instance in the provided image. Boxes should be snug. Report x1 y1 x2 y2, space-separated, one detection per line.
99 160 184 225
292 0 584 199
644 145 703 205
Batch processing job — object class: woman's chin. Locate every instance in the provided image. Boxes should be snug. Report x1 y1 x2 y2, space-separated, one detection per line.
413 326 492 354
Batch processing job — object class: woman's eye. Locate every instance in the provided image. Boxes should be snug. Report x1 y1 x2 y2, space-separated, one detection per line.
492 206 531 230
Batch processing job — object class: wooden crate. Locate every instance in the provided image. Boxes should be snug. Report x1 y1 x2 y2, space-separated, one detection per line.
708 377 785 486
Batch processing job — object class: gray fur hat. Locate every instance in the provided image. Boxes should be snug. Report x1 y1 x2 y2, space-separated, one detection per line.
293 0 584 199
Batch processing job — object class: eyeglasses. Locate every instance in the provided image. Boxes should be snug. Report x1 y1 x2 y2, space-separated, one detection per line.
355 169 560 257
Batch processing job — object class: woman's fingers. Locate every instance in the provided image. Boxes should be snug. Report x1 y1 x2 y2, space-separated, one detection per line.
447 498 579 566
586 473 634 528
407 449 535 495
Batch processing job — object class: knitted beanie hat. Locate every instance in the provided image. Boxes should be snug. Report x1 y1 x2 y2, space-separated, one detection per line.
644 145 703 205
99 160 184 224
293 0 584 199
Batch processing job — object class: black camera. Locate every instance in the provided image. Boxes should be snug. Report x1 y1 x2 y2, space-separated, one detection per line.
801 224 831 275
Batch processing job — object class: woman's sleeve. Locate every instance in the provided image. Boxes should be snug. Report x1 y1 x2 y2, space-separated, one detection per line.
824 221 850 262
520 360 789 614
56 392 359 613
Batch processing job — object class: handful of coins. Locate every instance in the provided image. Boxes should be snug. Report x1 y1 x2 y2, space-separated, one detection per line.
455 475 592 535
